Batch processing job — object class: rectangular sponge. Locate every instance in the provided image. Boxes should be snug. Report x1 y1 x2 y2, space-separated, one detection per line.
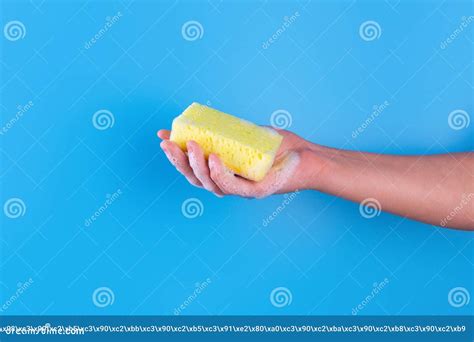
170 103 283 182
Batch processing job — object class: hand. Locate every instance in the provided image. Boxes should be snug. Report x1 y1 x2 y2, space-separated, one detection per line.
157 128 319 198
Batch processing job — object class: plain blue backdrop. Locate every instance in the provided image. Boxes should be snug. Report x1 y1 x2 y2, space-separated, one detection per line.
0 0 473 316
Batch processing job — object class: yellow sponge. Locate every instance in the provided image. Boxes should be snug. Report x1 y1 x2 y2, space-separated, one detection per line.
170 103 283 182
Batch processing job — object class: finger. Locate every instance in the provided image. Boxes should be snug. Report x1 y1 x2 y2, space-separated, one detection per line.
187 141 224 197
157 129 171 140
260 151 301 196
208 154 259 198
160 140 202 188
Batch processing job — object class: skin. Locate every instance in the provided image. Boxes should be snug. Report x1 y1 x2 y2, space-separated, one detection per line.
158 129 474 231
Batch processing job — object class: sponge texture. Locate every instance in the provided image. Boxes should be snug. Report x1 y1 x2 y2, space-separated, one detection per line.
170 103 283 181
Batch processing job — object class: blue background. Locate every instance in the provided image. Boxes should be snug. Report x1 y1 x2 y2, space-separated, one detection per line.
0 0 472 316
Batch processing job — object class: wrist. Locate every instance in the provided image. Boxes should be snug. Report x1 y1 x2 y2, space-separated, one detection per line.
295 146 333 191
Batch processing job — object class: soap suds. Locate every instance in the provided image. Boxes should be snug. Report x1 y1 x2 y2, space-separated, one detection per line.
188 144 223 197
188 149 206 180
210 151 301 199
163 150 177 166
255 152 300 198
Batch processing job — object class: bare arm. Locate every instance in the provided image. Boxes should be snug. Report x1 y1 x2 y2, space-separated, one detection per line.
158 129 474 230
305 144 473 230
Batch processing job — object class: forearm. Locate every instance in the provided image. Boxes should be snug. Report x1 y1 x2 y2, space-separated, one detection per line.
159 126 473 229
301 145 474 230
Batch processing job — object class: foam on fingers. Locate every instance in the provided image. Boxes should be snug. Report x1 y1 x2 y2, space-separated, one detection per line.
161 140 203 188
209 154 262 198
187 142 224 196
256 152 300 198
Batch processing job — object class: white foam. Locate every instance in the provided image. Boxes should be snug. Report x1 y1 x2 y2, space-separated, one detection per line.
255 152 300 198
